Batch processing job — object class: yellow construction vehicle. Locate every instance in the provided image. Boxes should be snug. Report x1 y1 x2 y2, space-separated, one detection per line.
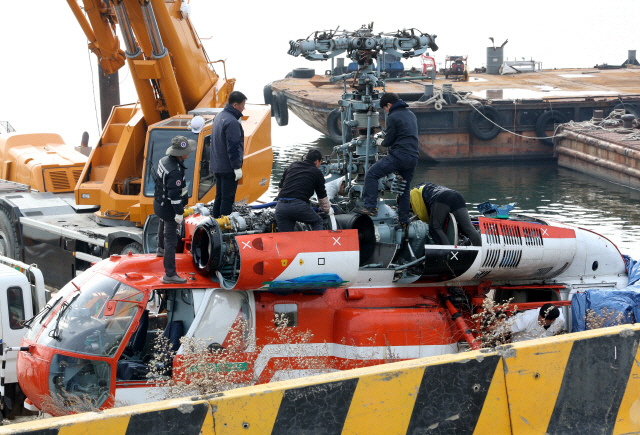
0 0 272 288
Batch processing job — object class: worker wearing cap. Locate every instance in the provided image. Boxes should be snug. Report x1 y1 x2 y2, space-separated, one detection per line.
210 91 247 218
154 135 196 284
506 303 565 342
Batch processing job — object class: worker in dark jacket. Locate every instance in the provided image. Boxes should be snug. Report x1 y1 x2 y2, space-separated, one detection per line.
210 91 247 218
411 182 482 246
276 149 332 232
154 135 196 284
358 93 419 226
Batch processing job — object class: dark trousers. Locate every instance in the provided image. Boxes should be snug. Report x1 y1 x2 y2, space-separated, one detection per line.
430 200 482 246
157 218 179 276
212 172 239 218
275 199 324 232
364 152 418 224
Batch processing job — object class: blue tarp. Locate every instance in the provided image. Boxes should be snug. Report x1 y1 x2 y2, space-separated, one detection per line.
571 255 640 332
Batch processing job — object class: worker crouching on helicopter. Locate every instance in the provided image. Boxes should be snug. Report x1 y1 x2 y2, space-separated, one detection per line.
154 135 196 284
411 182 482 246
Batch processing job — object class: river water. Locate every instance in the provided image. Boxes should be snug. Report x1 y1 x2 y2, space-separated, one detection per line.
267 115 640 257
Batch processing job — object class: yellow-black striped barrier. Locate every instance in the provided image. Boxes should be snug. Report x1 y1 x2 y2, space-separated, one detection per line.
1 324 639 434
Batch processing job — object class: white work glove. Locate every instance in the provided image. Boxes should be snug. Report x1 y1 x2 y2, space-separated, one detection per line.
375 137 384 146
234 168 243 181
174 214 184 225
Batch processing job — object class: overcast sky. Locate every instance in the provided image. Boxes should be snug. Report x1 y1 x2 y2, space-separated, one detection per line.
0 0 637 144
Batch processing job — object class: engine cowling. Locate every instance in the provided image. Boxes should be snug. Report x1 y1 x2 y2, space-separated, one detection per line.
188 215 362 291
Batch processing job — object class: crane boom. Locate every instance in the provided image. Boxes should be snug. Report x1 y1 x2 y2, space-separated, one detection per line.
65 0 268 227
71 0 232 123
66 0 126 75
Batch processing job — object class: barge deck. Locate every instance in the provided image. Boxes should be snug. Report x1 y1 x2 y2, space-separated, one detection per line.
270 68 640 162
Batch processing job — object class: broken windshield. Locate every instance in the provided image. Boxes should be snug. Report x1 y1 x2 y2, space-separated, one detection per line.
37 273 146 358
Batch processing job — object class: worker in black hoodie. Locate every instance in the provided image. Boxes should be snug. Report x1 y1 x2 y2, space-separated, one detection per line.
358 92 419 226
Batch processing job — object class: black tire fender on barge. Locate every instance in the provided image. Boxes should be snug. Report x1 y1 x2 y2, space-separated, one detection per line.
327 109 353 144
263 83 274 117
292 68 315 79
468 106 501 141
535 110 568 146
612 103 640 119
273 92 289 127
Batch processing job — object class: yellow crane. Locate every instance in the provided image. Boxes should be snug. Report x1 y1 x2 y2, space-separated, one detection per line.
69 0 272 224
0 0 272 288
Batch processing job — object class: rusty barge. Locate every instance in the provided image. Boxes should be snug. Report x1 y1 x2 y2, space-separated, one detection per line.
268 67 640 162
555 112 640 190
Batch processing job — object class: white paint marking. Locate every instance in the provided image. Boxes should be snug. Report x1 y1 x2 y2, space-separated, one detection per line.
333 237 341 246
542 228 549 236
242 241 252 250
450 252 459 261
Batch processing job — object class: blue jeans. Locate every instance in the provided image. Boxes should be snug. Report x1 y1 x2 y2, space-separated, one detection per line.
212 172 239 218
363 152 418 224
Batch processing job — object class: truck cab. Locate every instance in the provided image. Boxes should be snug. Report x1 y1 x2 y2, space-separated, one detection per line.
0 257 48 416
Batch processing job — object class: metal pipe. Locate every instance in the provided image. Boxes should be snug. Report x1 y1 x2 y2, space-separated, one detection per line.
438 289 479 350
113 1 141 58
560 129 640 160
66 0 98 45
364 110 373 172
341 109 346 144
139 1 167 58
384 75 434 82
393 255 425 270
556 146 640 179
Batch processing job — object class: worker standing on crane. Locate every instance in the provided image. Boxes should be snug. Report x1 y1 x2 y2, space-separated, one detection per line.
357 93 419 227
154 136 196 284
210 91 247 218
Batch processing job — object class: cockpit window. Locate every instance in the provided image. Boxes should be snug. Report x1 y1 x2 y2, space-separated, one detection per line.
191 291 252 351
48 354 111 410
23 271 95 341
143 129 197 197
36 273 146 357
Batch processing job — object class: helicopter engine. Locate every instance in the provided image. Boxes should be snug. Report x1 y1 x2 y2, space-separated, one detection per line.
183 205 375 292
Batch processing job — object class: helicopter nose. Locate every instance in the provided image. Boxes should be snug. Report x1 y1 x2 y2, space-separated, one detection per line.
17 343 50 412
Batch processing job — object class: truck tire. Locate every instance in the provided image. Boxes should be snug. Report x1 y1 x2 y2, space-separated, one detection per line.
468 106 501 141
121 242 143 255
292 68 315 79
273 92 289 126
0 208 19 259
263 83 274 117
535 110 568 146
327 108 353 144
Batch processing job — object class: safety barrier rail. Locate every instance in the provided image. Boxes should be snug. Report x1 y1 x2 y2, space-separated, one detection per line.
2 323 639 434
